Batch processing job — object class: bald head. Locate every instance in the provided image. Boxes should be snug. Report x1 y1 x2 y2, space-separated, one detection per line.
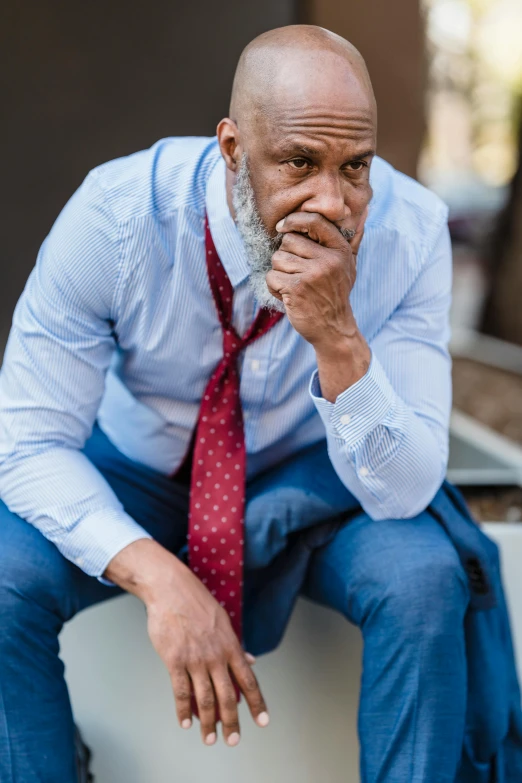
230 25 376 131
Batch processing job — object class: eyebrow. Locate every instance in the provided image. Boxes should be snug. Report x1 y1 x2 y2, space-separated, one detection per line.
348 149 376 162
278 144 376 162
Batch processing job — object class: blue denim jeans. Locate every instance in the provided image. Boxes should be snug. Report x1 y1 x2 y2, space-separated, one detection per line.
0 424 470 782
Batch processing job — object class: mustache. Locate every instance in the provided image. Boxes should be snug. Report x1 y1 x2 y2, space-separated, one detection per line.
340 226 357 240
272 224 356 246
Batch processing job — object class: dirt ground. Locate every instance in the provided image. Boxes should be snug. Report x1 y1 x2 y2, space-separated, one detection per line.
452 357 522 522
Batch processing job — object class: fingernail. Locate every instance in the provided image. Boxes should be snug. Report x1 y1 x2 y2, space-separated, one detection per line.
227 732 240 746
205 732 217 745
245 652 256 664
276 219 284 231
256 711 270 727
181 718 192 729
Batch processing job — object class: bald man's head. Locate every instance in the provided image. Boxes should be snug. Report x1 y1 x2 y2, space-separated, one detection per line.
229 25 376 133
217 25 377 311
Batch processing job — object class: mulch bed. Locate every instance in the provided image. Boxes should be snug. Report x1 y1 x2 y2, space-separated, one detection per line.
459 485 522 523
452 356 522 522
452 357 522 445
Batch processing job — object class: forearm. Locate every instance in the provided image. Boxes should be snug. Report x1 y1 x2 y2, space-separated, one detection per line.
314 324 371 403
104 538 191 604
0 442 151 577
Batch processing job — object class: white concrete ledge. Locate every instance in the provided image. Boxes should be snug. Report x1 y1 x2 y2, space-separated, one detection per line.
61 523 522 783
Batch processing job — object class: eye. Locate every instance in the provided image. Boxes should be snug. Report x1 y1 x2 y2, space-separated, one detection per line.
345 160 367 172
287 158 312 170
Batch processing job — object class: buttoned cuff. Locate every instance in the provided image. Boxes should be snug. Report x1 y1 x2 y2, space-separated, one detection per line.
52 506 153 580
309 352 396 448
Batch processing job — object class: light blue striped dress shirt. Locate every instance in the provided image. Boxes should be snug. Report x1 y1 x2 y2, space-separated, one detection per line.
0 136 452 579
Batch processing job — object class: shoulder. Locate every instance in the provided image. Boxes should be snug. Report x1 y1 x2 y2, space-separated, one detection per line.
368 156 449 253
87 136 221 224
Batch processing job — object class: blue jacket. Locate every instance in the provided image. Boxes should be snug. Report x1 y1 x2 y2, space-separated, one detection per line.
239 440 522 782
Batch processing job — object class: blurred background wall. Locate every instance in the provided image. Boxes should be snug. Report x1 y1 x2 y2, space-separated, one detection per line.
301 0 427 178
0 0 296 347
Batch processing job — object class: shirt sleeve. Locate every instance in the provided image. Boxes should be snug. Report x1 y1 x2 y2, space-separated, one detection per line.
0 172 152 579
309 216 452 520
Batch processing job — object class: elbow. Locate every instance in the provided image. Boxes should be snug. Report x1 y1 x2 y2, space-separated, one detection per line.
394 455 447 520
364 454 447 522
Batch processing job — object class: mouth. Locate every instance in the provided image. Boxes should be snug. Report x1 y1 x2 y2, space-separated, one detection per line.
270 221 356 242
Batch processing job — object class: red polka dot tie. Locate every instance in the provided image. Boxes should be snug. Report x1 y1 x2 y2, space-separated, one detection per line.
187 217 283 717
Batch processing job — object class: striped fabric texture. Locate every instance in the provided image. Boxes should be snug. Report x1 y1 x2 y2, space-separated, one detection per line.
0 137 452 579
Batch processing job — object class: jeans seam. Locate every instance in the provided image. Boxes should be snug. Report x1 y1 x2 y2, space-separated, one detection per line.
408 643 421 783
0 670 15 783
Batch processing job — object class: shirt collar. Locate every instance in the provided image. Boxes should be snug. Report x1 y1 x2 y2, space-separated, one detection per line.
205 153 250 288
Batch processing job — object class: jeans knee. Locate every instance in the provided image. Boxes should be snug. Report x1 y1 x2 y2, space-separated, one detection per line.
358 537 469 641
0 502 71 630
386 550 468 635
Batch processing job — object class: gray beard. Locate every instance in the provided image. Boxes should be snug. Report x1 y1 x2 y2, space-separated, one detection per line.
232 155 286 313
232 154 356 314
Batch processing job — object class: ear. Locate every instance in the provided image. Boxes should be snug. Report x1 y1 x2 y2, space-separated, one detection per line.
217 118 242 173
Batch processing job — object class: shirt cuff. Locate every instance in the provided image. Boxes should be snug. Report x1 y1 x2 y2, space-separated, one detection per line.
309 352 397 448
52 506 153 580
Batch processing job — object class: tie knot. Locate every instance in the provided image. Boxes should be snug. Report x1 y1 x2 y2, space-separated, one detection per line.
223 329 242 360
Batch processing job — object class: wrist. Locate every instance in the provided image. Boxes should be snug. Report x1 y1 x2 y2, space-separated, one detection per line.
314 330 371 403
314 329 365 362
104 538 189 607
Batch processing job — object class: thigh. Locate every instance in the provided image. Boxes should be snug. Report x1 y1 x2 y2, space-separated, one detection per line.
300 509 469 628
0 498 112 627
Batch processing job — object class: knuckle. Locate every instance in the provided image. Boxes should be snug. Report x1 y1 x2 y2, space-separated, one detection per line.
203 651 219 667
174 687 192 702
166 654 184 671
199 692 216 711
221 694 238 711
185 649 202 666
242 674 259 694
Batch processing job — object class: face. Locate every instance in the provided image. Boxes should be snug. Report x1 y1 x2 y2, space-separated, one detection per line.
242 110 374 241
218 54 377 309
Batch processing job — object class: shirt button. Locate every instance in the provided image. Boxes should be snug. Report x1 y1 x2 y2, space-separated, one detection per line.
340 414 351 425
359 467 370 478
250 359 260 372
76 556 84 567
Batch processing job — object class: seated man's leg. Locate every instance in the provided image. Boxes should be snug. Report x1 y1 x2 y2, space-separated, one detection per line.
0 425 190 783
300 510 470 783
0 502 117 782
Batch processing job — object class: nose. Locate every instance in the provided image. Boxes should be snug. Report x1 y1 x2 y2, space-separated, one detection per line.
301 173 348 224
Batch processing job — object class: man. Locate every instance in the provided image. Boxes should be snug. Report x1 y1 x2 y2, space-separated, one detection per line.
0 24 519 783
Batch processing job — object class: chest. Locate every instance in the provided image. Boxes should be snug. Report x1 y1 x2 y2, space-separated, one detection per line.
112 218 420 400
